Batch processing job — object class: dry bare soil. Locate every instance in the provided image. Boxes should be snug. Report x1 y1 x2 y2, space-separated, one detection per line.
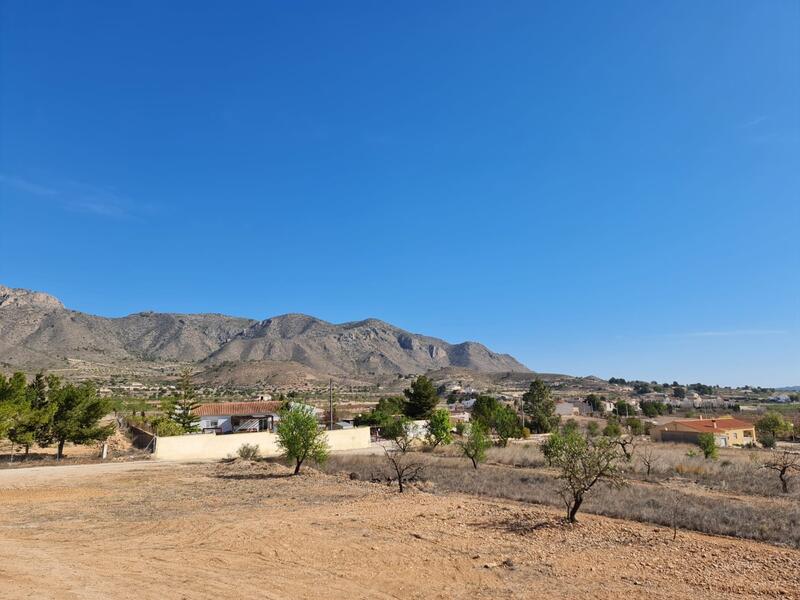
0 460 797 600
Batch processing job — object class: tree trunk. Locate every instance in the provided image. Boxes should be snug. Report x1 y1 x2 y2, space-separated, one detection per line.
568 495 583 523
9 444 15 464
294 459 302 475
780 472 789 494
471 456 478 469
57 439 65 460
398 477 404 493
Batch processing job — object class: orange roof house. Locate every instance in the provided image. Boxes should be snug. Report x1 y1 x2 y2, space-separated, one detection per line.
650 415 756 448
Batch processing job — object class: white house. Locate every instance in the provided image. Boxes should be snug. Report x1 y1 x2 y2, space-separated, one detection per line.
196 401 283 434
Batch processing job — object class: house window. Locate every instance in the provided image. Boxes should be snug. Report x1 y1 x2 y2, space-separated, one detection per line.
208 420 218 428
733 432 738 439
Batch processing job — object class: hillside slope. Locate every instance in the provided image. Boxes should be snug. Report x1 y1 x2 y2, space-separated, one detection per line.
0 285 529 381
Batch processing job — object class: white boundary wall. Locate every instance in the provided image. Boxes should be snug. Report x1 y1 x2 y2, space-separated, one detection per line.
153 426 371 461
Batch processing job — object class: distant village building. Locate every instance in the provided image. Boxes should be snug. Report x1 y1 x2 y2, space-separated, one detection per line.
769 394 791 403
650 416 756 448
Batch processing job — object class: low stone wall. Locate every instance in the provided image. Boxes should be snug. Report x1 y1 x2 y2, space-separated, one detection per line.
153 427 371 461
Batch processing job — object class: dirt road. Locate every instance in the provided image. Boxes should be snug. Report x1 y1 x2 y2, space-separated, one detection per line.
0 459 797 599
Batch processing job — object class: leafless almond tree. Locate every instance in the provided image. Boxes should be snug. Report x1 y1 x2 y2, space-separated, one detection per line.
381 417 424 493
760 450 800 494
639 445 661 479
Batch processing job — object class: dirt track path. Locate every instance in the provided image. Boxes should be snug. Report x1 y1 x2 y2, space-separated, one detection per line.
0 460 798 599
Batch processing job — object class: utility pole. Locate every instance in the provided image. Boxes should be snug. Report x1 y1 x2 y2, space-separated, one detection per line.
329 378 333 431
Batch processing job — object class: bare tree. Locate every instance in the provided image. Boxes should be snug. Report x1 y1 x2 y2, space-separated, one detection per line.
382 417 424 493
639 445 661 479
760 450 800 494
615 434 637 462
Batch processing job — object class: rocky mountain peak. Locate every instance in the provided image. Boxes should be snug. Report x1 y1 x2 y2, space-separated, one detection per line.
0 285 64 311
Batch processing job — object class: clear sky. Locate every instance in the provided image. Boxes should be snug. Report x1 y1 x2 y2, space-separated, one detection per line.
1 1 798 387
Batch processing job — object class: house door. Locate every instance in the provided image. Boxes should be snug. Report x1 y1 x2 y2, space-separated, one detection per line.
259 416 274 432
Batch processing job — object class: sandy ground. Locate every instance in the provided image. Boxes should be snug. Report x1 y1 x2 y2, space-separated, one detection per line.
0 460 798 600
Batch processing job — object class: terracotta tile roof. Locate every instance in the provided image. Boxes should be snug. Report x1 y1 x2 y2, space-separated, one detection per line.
196 401 283 417
673 417 754 433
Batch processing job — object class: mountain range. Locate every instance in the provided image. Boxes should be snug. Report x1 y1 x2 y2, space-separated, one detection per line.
0 284 529 385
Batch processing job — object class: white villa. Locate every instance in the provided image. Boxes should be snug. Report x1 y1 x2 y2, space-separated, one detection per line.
196 401 283 434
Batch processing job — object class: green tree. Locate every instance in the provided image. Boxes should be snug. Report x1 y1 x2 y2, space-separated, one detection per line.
625 417 644 436
459 422 490 469
403 376 439 419
613 400 635 417
167 369 201 432
522 379 559 433
276 405 330 475
493 405 522 447
0 373 30 459
672 386 687 399
8 373 58 459
755 412 792 441
471 395 500 428
585 394 607 413
354 396 406 426
697 432 718 459
545 430 625 523
426 409 453 449
50 381 114 460
640 401 666 418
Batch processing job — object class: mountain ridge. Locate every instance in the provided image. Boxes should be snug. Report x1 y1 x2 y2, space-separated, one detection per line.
0 284 530 382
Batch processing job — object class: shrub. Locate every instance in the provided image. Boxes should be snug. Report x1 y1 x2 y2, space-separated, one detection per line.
603 419 622 438
585 421 600 437
697 433 718 460
675 463 705 476
760 433 776 449
149 416 185 437
561 419 580 435
237 443 260 460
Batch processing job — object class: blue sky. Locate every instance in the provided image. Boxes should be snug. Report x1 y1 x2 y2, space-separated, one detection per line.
1 1 798 387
